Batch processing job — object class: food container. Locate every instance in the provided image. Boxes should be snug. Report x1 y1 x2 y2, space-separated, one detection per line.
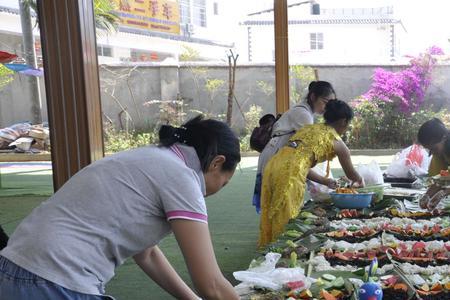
357 184 385 202
329 192 374 209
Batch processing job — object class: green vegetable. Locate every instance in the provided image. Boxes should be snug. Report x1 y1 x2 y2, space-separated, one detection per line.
348 225 359 232
249 256 265 268
303 219 313 225
286 240 298 248
299 211 317 219
289 251 298 268
285 230 302 238
322 274 337 281
332 277 345 288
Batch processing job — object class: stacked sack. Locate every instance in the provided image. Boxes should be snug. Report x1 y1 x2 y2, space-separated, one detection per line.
0 122 50 152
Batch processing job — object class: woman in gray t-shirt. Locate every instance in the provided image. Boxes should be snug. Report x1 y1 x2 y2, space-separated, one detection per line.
0 116 241 300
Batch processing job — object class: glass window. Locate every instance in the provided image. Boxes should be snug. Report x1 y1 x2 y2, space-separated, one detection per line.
310 33 323 50
0 0 53 208
97 45 113 57
193 0 206 27
180 0 191 24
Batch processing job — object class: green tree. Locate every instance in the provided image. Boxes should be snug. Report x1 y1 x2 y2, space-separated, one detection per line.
290 65 315 104
0 65 14 90
179 45 201 61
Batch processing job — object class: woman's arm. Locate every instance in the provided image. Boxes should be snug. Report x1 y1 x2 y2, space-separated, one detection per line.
334 140 364 187
170 219 239 300
133 246 199 299
307 169 337 189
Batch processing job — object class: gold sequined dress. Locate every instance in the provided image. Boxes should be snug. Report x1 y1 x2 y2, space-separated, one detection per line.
258 123 341 247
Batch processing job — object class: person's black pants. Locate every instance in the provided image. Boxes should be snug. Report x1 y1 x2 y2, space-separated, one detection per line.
0 225 8 250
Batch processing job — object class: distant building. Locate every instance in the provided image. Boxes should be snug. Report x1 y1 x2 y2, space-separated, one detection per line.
0 0 239 64
240 3 407 64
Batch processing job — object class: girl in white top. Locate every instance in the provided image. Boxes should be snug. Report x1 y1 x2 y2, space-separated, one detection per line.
252 81 336 212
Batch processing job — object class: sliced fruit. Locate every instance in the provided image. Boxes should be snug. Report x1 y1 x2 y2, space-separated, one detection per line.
320 289 337 300
420 284 430 292
299 289 313 298
393 283 408 292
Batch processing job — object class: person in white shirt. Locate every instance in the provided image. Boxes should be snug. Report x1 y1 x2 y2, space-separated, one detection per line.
252 81 336 213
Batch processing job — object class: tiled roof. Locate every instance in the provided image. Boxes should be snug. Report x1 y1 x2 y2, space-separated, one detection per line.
0 5 36 17
242 18 402 26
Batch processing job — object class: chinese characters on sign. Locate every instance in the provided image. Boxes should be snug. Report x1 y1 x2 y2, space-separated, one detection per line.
116 0 180 34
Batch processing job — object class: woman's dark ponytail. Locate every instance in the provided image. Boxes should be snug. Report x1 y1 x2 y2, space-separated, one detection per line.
159 115 241 172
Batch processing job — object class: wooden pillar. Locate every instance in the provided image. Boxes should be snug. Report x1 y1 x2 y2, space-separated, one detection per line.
37 0 104 191
274 0 290 114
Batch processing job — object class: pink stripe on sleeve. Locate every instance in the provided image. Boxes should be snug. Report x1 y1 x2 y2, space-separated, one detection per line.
166 210 208 223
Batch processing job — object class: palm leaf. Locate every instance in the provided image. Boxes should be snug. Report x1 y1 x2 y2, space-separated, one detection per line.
24 0 119 34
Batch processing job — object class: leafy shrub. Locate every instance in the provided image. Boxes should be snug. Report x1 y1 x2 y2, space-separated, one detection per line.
104 125 157 153
348 98 448 149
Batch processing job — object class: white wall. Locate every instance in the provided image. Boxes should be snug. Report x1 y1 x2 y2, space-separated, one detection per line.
246 23 403 64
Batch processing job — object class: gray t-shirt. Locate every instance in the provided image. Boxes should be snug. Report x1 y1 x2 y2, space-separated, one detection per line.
1 144 207 295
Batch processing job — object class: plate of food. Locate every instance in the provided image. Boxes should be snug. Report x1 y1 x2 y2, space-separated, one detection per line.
325 226 381 243
321 248 389 267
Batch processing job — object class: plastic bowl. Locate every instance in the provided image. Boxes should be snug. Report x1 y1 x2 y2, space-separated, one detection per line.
329 192 375 209
357 185 385 203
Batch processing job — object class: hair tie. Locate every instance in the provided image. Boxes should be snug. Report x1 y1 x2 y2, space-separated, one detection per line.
174 126 188 144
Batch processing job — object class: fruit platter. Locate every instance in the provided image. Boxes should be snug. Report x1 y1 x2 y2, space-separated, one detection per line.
387 207 446 219
384 223 450 241
331 209 375 220
325 226 381 243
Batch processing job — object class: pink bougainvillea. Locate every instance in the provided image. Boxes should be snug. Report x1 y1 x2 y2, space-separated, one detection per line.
363 46 444 114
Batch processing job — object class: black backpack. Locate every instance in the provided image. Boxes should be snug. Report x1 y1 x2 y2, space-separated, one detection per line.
250 114 280 152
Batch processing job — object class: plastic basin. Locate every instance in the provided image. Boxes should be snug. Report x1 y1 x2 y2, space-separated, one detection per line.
357 185 385 203
329 192 375 209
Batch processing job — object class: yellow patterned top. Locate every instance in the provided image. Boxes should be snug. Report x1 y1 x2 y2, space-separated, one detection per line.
428 154 449 176
258 123 341 247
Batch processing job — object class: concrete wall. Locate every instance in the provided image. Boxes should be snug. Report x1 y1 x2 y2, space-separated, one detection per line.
2 62 450 130
0 32 47 128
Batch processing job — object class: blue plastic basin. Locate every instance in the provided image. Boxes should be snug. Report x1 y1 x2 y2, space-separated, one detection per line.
329 192 375 209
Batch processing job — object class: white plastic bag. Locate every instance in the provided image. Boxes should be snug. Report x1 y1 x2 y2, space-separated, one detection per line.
307 162 333 200
385 144 431 178
357 160 383 185
233 253 312 291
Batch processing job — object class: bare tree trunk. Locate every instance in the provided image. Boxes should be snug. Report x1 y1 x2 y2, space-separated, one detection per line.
226 50 238 126
19 0 42 124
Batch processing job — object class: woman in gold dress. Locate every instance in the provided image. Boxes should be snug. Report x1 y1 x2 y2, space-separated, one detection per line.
259 100 364 247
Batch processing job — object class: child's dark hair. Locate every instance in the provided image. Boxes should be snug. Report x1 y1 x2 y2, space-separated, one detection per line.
323 100 354 124
159 115 241 172
306 81 336 105
417 118 448 146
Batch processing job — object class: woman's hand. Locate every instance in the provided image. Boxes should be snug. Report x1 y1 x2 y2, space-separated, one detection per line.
420 183 443 209
427 190 445 211
334 140 363 186
351 177 365 188
324 178 338 189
